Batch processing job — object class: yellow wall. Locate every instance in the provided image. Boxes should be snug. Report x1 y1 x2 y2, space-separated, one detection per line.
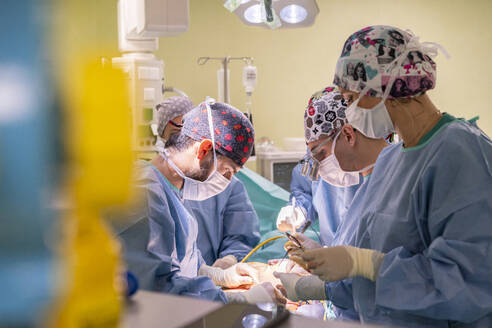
55 0 492 150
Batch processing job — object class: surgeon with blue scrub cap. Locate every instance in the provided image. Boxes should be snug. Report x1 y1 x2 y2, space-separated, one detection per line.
274 86 388 321
112 99 285 305
288 25 492 327
155 96 260 270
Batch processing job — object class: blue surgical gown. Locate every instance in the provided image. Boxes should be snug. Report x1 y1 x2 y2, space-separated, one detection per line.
351 120 492 327
289 163 362 321
289 163 361 246
324 175 373 322
184 176 260 265
112 160 227 302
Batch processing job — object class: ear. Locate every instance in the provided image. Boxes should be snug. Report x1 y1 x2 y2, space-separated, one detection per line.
340 124 357 147
197 139 213 160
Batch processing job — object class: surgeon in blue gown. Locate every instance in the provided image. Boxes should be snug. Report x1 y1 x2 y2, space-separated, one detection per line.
291 25 492 327
274 86 388 322
154 96 260 269
112 100 285 305
185 177 260 268
285 164 360 246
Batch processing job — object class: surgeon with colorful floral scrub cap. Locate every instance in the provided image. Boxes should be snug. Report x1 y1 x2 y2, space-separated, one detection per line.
290 25 492 327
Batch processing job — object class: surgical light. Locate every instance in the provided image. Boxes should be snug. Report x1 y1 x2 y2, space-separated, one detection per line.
279 4 307 24
244 4 262 23
226 0 319 29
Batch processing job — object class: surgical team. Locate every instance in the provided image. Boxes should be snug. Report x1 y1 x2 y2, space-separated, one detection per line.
112 25 492 327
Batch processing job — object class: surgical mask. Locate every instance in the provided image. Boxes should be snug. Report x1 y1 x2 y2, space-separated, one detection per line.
345 92 395 139
318 132 360 187
159 98 231 201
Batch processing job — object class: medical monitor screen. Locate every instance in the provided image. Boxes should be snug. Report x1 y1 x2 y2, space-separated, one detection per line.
273 162 298 192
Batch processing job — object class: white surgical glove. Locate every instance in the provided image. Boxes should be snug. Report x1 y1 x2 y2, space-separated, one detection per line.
225 282 287 305
212 255 238 270
300 246 385 282
276 205 306 232
199 263 259 288
273 272 326 301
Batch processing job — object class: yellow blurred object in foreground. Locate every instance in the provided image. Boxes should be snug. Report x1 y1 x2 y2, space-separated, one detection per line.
53 60 132 327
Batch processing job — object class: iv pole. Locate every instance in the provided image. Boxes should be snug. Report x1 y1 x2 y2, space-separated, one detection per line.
197 56 254 104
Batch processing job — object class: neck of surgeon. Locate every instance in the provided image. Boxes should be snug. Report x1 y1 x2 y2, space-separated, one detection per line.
386 94 442 148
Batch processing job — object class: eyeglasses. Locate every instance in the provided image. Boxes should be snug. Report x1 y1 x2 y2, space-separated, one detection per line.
168 120 183 128
299 137 332 181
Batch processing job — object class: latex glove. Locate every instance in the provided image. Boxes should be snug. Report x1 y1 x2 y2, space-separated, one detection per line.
225 282 287 305
276 205 306 233
199 263 259 288
268 259 309 275
212 255 238 270
284 233 321 252
273 272 326 302
300 246 385 282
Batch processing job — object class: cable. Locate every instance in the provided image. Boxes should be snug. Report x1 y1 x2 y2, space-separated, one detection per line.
240 235 286 263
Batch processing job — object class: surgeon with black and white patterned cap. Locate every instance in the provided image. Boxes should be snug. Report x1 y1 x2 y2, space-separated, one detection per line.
274 85 389 322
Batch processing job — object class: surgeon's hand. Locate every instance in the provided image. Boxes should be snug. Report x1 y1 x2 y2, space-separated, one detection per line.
276 205 306 233
225 282 287 305
213 255 238 270
268 259 309 275
273 272 326 302
299 246 385 282
199 263 259 288
284 233 321 252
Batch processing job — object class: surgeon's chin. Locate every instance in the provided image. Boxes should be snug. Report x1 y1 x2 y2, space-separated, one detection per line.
186 159 213 181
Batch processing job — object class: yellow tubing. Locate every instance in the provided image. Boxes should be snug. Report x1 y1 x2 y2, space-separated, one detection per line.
241 235 286 263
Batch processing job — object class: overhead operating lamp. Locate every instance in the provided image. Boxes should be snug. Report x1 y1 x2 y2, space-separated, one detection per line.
224 0 319 29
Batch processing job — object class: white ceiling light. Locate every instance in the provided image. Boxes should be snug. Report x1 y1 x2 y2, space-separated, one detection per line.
244 4 262 23
279 4 307 24
227 0 319 29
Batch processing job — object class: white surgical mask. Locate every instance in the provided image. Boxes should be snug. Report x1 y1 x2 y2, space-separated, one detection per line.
345 92 395 139
319 132 375 187
159 98 231 201
318 133 360 187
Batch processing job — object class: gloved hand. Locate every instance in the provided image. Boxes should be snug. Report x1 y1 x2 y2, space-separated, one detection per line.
212 255 238 270
299 246 385 282
199 263 259 288
276 205 307 232
225 282 287 305
268 259 309 275
284 233 321 252
273 272 326 302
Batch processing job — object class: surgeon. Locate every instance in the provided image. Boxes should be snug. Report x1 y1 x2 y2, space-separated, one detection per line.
274 86 388 321
113 98 285 305
156 97 261 269
287 26 492 327
156 96 194 143
276 87 361 247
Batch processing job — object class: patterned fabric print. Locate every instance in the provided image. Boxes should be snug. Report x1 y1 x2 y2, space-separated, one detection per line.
304 86 348 143
333 25 437 99
157 96 194 136
182 101 255 166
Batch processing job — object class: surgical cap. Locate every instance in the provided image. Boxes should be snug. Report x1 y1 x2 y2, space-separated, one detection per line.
182 101 255 166
304 86 348 143
156 96 194 136
334 25 439 99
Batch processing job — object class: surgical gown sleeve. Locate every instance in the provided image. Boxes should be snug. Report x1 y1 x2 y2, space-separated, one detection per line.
325 280 358 321
374 127 492 322
289 163 314 215
217 178 260 261
116 163 227 303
